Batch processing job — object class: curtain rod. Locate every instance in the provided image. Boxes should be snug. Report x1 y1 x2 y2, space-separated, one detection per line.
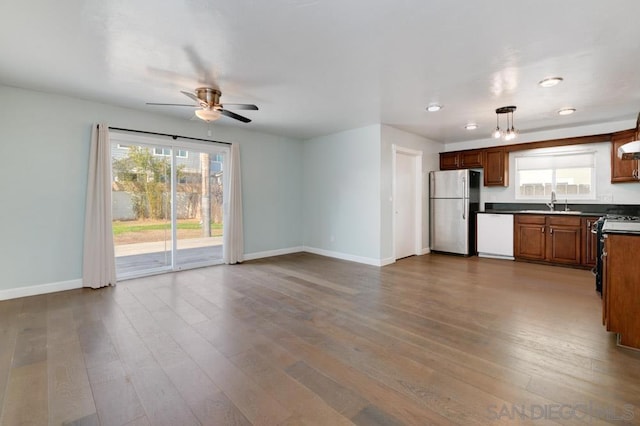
104 126 231 146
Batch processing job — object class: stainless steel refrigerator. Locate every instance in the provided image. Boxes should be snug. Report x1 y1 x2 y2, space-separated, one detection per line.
429 169 480 255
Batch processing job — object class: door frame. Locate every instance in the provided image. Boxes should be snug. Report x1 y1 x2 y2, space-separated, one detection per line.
392 145 423 260
109 131 230 279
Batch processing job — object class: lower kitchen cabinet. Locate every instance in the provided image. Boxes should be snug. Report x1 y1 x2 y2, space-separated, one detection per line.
602 233 640 349
547 217 582 264
514 214 582 266
514 215 546 260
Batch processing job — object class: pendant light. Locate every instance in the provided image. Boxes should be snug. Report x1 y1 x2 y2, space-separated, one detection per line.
492 106 518 141
492 113 501 138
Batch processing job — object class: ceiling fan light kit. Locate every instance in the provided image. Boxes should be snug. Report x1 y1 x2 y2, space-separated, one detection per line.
195 109 222 122
147 86 258 123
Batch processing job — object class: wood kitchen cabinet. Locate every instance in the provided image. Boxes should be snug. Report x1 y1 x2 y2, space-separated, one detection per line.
514 215 546 261
439 148 507 187
547 216 582 264
460 149 483 168
439 149 483 170
582 216 600 267
602 233 640 349
514 214 582 265
439 152 460 170
611 129 638 183
483 148 508 187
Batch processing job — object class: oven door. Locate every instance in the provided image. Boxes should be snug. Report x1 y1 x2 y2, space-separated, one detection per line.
593 217 605 296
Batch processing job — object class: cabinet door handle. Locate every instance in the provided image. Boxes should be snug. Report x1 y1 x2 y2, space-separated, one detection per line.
550 227 553 234
541 226 545 233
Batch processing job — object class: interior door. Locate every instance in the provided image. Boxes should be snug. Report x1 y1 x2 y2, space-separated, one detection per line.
395 152 416 259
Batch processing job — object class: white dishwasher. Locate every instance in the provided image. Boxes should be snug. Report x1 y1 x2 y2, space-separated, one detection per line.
477 213 514 260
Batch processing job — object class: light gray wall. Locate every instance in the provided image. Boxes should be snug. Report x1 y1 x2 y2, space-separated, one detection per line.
302 124 382 262
380 125 443 261
0 84 303 292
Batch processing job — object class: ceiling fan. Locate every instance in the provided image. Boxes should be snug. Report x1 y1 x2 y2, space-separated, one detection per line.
146 87 258 123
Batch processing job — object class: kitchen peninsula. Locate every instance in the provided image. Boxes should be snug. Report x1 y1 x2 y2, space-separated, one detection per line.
601 219 640 350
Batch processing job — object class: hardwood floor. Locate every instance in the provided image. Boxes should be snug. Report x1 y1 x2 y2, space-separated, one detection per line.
1 253 639 425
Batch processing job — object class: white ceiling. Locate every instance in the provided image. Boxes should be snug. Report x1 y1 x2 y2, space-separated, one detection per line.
2 1 640 143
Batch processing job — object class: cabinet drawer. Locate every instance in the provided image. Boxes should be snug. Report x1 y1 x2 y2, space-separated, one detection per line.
548 216 581 227
515 214 546 225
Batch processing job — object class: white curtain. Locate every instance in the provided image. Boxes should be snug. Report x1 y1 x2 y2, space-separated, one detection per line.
223 143 244 264
82 123 117 288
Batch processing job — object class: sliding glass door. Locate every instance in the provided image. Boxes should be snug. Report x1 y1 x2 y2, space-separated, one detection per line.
110 134 227 279
175 150 224 268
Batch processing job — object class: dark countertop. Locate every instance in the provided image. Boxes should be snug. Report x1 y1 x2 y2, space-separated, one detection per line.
483 202 640 217
479 210 601 217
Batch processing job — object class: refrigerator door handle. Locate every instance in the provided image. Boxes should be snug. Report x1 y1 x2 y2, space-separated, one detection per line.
463 197 467 220
461 176 466 219
462 176 466 198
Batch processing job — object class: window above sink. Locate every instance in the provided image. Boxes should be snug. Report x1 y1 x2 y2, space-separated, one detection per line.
514 146 597 201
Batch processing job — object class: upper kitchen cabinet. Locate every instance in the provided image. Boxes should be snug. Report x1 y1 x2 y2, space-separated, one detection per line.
439 149 483 170
439 151 460 170
460 149 483 168
483 148 508 187
611 129 638 182
439 148 506 186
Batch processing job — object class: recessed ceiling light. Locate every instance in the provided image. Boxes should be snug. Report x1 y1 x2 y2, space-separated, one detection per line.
426 104 443 112
538 77 564 88
558 108 576 115
465 123 478 130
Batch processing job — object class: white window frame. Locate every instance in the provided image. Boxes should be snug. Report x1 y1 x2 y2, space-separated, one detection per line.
514 148 597 201
154 147 188 158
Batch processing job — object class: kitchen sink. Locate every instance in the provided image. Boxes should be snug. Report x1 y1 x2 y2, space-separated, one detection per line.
518 210 583 215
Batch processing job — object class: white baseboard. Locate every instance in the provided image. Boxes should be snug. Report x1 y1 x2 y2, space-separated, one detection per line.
379 257 396 266
1 245 404 300
420 247 431 255
303 246 388 267
243 246 304 261
0 278 83 301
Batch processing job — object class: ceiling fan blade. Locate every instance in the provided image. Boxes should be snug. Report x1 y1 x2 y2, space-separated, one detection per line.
222 103 259 111
220 109 251 123
180 90 201 104
146 102 198 107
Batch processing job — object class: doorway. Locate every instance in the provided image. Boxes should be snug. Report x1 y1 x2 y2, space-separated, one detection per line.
110 132 228 278
393 146 422 260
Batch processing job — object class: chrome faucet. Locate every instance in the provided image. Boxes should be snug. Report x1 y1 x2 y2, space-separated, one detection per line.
546 191 557 211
